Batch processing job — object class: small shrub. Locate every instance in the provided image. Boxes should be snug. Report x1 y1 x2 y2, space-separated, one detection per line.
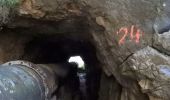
0 0 20 25
0 0 20 7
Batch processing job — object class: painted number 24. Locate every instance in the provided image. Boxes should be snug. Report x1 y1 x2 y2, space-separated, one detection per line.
117 25 144 45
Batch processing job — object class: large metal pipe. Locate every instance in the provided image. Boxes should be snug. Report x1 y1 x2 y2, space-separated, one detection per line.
0 60 60 100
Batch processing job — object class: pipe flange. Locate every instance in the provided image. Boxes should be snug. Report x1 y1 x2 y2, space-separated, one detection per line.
3 60 50 100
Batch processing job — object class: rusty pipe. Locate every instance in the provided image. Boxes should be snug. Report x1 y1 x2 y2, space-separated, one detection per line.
0 60 59 100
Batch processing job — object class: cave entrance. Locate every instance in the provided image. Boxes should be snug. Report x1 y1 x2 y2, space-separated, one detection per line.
0 15 104 100
21 33 102 100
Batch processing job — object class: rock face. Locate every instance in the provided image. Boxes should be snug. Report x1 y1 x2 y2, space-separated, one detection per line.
120 46 170 100
0 0 170 100
153 31 170 55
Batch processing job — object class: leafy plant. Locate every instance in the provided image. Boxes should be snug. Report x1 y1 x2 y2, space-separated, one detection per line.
0 0 20 25
0 0 20 7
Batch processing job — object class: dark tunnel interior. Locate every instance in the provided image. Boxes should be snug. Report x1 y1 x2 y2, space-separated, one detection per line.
20 33 102 100
0 15 104 100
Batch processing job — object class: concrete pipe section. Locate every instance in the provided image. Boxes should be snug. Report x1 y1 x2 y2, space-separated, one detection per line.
0 60 63 100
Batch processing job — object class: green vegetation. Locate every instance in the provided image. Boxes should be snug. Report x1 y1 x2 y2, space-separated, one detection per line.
0 0 20 7
0 0 20 24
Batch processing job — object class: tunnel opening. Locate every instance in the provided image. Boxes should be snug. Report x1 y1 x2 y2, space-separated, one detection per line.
19 31 102 100
0 14 106 100
5 16 102 100
68 56 85 71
